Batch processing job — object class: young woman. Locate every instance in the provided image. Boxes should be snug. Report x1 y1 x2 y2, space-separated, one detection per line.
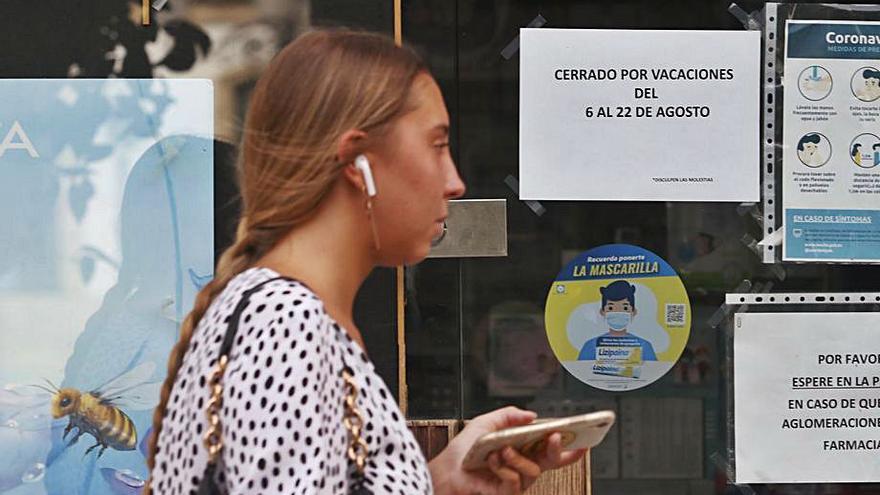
146 29 584 495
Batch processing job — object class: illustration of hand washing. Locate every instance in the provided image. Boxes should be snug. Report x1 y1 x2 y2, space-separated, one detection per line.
798 65 832 101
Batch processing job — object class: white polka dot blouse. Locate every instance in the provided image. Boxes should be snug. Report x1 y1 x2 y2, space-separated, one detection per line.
151 267 432 494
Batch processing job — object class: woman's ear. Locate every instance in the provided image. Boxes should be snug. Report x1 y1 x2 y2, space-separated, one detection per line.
336 129 368 166
342 159 369 194
337 129 371 193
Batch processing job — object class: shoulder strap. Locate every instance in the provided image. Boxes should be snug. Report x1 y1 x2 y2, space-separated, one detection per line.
219 276 291 356
201 276 290 468
197 275 290 495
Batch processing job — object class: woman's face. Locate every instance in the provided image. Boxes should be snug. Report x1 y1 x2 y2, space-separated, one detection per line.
370 73 466 265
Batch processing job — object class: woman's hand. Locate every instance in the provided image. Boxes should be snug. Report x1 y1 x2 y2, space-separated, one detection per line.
428 406 587 495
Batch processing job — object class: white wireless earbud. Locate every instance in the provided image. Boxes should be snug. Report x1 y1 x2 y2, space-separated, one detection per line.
354 154 377 197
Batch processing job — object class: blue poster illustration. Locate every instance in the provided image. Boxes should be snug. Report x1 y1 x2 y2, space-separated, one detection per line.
783 21 880 262
0 79 213 495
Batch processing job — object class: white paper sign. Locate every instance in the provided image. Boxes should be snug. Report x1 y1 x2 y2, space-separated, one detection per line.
735 312 880 483
519 28 760 202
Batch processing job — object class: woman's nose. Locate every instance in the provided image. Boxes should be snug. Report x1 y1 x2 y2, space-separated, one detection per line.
445 163 466 200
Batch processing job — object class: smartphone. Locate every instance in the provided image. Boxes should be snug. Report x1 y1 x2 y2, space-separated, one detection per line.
462 410 615 470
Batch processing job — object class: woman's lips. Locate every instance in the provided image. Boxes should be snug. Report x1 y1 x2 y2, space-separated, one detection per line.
432 218 447 238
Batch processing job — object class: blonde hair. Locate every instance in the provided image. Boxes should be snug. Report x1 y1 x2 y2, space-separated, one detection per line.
145 29 426 493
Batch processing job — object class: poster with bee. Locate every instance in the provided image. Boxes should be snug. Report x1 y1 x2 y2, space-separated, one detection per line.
0 79 214 495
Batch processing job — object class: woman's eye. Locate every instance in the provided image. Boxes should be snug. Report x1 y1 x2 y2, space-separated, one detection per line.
434 142 449 149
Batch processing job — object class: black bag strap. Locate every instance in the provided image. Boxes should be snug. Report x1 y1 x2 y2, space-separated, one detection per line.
219 276 288 355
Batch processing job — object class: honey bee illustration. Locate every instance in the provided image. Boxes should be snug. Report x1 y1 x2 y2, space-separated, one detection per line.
29 361 162 458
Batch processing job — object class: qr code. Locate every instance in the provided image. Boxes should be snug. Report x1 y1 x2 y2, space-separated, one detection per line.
665 304 686 326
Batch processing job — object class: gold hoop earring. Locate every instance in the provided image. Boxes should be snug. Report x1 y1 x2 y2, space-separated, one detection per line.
363 186 381 251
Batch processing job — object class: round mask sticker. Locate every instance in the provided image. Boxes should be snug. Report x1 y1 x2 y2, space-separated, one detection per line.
545 244 691 391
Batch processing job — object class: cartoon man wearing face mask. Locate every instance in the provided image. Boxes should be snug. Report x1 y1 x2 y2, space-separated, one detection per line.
578 280 657 361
